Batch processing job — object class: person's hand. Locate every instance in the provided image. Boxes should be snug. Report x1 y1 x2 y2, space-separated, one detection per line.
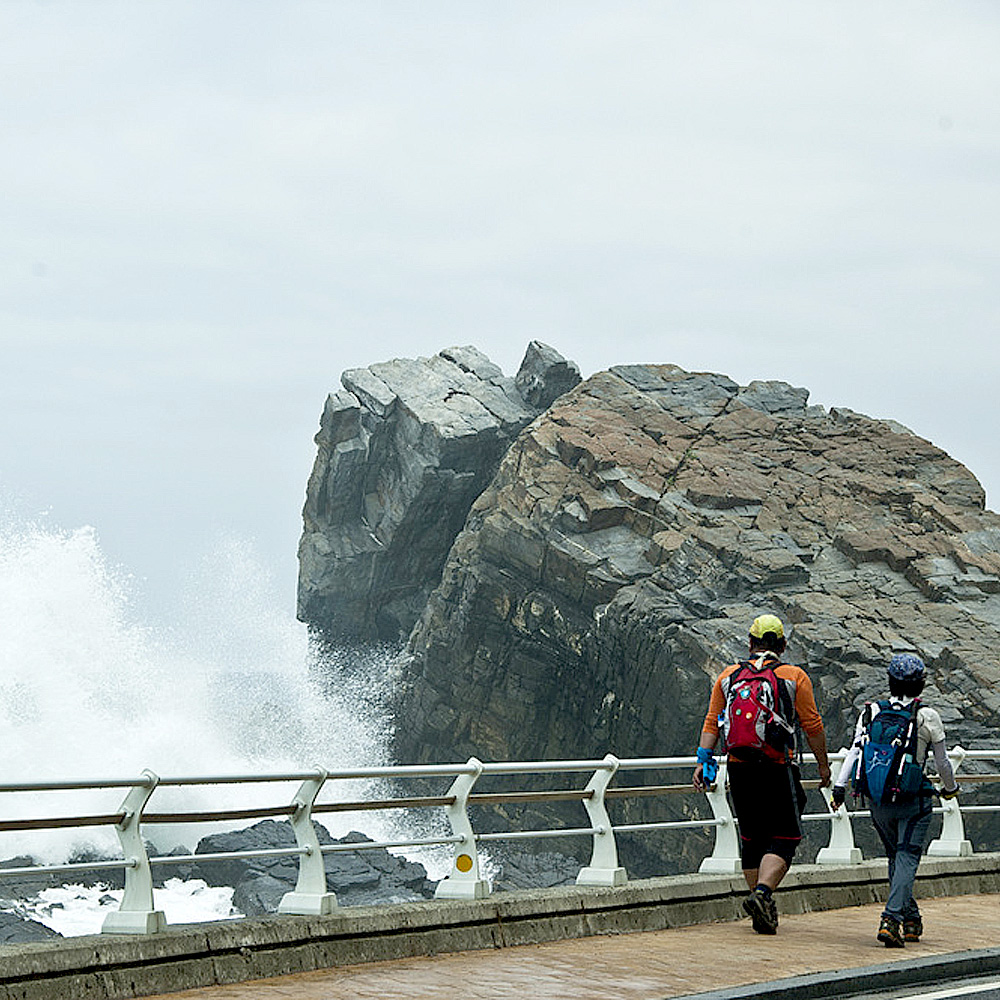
940 785 960 800
694 747 717 791
818 762 832 789
830 784 846 812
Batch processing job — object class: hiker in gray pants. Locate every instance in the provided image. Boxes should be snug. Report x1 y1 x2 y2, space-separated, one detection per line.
831 653 959 948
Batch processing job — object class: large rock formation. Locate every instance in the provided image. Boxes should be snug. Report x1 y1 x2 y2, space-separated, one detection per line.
389 364 1000 772
299 350 1000 869
298 343 580 641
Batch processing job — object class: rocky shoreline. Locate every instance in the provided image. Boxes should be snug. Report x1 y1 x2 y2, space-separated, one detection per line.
0 820 581 940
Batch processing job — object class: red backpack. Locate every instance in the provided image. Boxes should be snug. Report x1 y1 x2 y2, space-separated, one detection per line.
720 655 796 759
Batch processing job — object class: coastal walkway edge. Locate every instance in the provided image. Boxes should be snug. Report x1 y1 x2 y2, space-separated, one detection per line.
2 853 999 1000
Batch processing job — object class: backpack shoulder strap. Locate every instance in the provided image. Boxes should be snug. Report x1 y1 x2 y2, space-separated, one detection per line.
764 657 796 717
753 656 797 754
904 698 922 751
862 700 886 735
720 662 748 701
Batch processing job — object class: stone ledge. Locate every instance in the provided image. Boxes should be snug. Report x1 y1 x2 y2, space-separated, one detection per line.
2 854 998 1000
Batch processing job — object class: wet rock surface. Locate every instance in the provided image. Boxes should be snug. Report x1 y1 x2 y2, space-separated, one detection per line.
0 826 436 931
0 821 586 936
0 909 60 943
191 821 436 914
486 848 582 892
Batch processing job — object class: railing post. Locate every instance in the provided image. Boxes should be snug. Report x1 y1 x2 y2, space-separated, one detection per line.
928 745 973 857
278 768 338 916
816 751 863 864
698 761 742 874
102 770 167 934
576 754 627 887
435 758 489 900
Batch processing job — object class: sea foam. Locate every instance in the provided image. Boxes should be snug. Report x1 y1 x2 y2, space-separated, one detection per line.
0 513 394 864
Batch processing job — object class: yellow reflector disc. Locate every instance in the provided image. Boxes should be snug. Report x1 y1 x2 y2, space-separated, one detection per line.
456 853 474 873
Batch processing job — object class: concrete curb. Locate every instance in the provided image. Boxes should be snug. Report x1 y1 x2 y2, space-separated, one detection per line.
668 947 1000 1000
0 853 998 999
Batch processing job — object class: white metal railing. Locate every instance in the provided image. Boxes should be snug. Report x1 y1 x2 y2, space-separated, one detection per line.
0 746 995 934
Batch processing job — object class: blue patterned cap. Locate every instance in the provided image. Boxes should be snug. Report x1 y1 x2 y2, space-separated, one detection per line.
888 653 925 679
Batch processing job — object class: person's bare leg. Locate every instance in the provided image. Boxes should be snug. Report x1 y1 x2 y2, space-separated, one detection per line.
742 867 758 890
756 853 789 890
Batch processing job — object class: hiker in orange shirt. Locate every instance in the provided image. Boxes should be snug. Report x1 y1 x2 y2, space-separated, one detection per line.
693 614 831 934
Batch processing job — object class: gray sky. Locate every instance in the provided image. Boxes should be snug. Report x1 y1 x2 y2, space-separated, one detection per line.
2 2 998 621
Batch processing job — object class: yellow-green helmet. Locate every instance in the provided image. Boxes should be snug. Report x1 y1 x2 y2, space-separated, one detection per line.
749 614 784 640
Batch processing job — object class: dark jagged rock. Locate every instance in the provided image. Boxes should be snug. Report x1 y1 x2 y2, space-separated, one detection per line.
191 821 435 914
515 341 583 410
0 856 61 899
0 845 190 897
0 909 60 943
298 343 580 641
0 851 131 897
487 848 582 892
0 858 65 940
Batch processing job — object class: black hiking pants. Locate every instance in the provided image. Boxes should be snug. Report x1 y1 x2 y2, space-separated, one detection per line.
727 758 804 868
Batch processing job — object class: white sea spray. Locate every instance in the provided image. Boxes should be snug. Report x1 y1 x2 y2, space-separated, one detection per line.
0 512 397 877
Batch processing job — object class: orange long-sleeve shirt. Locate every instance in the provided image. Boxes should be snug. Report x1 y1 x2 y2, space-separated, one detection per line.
702 657 825 748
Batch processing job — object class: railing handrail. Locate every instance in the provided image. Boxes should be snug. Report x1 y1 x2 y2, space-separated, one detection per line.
0 763 483 794
8 745 997 796
1 746 996 935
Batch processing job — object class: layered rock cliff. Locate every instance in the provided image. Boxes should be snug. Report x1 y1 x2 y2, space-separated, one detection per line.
298 343 580 640
391 364 1000 771
299 349 1000 777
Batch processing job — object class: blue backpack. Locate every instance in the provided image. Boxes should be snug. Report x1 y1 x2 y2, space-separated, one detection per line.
853 699 926 804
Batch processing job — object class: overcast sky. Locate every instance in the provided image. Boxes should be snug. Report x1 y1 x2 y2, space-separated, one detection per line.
2 2 998 621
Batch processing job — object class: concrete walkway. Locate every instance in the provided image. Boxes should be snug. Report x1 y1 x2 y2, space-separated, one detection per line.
141 894 1000 999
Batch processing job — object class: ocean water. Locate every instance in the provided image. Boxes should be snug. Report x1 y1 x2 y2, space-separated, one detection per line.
0 511 403 929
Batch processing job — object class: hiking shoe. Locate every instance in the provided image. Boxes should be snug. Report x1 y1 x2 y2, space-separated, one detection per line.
878 915 905 948
742 888 778 935
903 918 923 942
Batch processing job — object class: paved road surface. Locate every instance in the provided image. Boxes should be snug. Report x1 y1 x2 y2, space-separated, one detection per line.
142 894 1000 1000
880 980 1000 1000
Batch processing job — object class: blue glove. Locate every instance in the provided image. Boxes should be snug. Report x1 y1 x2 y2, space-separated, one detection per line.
697 746 718 785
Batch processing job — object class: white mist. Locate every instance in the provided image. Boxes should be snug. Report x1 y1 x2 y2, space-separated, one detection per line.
0 514 396 866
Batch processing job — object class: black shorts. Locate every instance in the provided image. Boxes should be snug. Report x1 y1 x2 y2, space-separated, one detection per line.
727 758 804 869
